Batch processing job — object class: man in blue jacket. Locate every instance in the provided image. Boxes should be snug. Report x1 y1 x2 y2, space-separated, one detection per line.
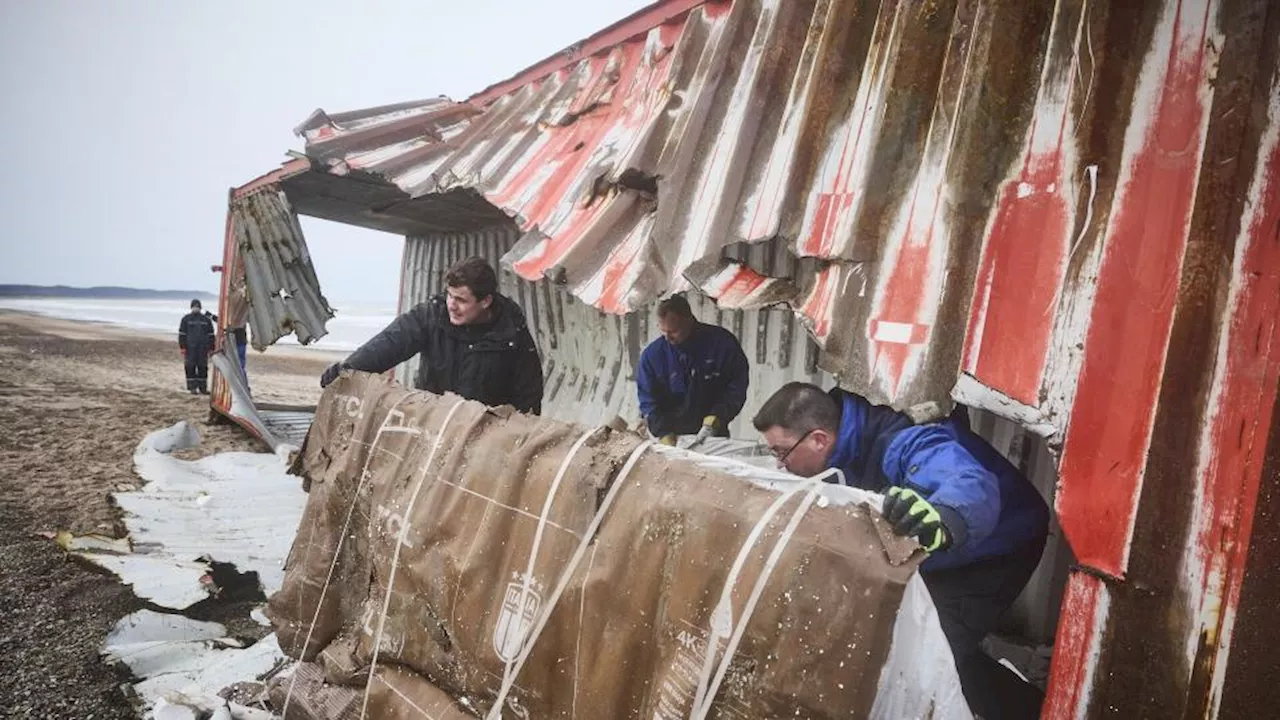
637 294 749 445
752 382 1049 719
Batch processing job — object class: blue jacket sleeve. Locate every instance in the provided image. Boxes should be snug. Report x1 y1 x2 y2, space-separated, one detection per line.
636 345 666 436
881 426 1001 552
709 334 749 424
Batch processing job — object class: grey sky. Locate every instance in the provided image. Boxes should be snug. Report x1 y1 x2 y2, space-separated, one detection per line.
0 0 649 304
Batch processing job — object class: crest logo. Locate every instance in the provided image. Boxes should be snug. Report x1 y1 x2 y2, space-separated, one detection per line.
492 574 543 662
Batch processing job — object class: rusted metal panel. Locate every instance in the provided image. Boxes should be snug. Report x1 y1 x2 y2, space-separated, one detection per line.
279 0 1060 411
1180 44 1280 715
1049 1 1280 716
213 0 1280 715
960 0 1095 409
211 165 334 437
1055 0 1221 579
1218 399 1280 717
1042 573 1110 720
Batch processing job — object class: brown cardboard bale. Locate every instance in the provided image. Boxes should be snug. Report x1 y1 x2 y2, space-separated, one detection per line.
271 372 925 719
269 372 405 659
365 665 477 719
320 635 365 687
351 394 639 706
467 448 921 718
267 661 361 720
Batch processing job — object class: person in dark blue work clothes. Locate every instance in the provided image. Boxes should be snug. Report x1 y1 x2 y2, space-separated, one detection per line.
637 294 750 445
753 382 1049 719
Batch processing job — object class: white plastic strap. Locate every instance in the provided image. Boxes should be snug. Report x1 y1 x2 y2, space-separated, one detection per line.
359 399 467 720
485 440 654 720
688 468 843 718
691 472 833 719
496 427 603 690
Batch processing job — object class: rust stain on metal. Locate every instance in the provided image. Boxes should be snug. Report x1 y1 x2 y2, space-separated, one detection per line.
1077 0 1280 716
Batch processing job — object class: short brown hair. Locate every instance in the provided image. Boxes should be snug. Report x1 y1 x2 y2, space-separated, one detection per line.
752 382 840 434
657 293 693 319
445 257 498 300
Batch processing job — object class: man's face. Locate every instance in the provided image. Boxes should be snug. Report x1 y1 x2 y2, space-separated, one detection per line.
761 425 835 477
658 313 695 346
446 285 492 326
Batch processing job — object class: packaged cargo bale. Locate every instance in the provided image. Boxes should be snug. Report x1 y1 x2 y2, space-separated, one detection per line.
270 372 970 719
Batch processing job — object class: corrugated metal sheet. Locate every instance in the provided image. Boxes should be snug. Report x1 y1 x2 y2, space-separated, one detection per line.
209 350 313 452
230 188 335 351
260 410 315 448
215 0 1280 715
286 0 1114 417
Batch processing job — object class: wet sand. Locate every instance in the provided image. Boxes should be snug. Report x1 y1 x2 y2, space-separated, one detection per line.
0 311 332 717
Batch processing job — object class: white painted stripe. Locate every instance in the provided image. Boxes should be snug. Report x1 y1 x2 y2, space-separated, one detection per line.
1075 583 1112 720
951 373 1058 438
871 320 916 344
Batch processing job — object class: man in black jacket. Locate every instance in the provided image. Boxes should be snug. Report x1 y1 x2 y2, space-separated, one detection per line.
320 257 544 414
178 299 217 394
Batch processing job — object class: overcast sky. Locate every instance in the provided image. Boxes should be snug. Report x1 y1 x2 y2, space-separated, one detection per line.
0 0 650 305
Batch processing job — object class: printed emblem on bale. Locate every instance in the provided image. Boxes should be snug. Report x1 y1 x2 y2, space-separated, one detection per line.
492 575 543 663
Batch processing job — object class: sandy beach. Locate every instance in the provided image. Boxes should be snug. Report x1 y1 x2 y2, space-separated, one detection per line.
0 311 333 718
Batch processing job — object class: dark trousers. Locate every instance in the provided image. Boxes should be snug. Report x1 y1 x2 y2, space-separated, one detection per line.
922 536 1047 720
236 342 248 381
185 350 209 392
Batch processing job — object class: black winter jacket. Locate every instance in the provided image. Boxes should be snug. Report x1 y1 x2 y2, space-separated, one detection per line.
344 293 544 414
178 311 216 352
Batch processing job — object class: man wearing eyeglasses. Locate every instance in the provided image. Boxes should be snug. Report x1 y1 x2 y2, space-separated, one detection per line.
637 294 750 446
752 382 1049 720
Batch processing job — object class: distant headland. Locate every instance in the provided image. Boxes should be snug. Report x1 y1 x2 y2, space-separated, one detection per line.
0 285 218 301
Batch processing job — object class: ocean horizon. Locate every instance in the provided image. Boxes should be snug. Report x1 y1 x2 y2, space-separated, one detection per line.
0 296 396 353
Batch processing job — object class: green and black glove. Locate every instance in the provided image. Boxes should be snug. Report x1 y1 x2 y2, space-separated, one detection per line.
882 487 952 552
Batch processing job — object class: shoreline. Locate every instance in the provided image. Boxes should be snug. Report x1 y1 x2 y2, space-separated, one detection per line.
0 308 349 362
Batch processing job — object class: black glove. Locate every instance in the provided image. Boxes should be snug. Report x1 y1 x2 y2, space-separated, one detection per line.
320 362 349 389
882 487 951 552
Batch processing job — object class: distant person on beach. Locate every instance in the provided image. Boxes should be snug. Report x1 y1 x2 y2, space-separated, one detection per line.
178 299 216 395
319 257 544 414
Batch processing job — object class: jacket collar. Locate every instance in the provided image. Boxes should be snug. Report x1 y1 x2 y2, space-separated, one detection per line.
825 389 913 485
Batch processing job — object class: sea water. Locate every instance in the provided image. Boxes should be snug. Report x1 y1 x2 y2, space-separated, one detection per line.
0 297 396 353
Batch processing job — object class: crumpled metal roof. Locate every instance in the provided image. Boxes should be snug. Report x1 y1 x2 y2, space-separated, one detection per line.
283 0 1200 416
